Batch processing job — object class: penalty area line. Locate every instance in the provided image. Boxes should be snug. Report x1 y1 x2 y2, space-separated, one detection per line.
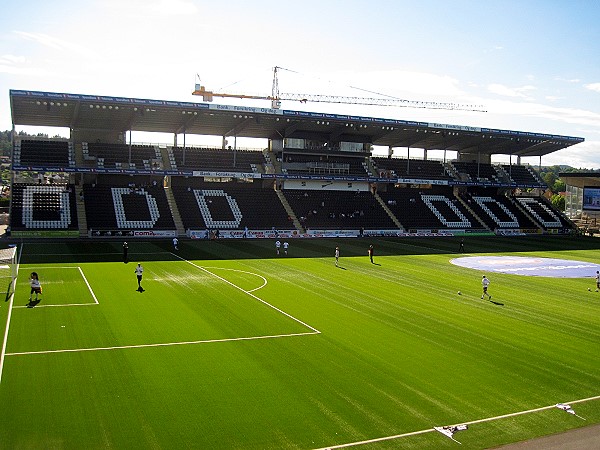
6 331 320 356
12 266 99 308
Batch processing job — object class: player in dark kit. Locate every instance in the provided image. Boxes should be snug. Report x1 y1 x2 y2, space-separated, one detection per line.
123 241 129 263
368 245 374 264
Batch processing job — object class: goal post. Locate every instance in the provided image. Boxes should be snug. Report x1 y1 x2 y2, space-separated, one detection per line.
0 246 18 301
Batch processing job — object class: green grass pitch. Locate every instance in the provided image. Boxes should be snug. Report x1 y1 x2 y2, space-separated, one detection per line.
1 236 600 449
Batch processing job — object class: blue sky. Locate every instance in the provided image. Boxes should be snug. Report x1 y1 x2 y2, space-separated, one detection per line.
2 0 600 167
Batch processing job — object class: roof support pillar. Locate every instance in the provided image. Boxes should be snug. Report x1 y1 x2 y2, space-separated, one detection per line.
183 131 186 166
233 135 237 168
387 145 393 157
407 146 410 175
128 130 132 165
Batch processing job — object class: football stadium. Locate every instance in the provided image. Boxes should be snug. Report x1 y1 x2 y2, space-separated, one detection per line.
1 89 600 449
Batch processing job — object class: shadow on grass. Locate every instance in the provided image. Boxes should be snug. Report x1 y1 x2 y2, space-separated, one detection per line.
11 235 600 265
26 299 41 308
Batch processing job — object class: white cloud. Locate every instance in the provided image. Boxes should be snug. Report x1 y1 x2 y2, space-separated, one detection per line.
0 54 49 76
484 98 600 129
584 83 600 93
554 77 580 83
0 54 27 65
487 83 537 99
13 31 92 58
541 140 600 169
0 64 47 76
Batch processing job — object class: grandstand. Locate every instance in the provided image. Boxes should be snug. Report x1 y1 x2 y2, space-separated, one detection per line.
5 89 600 450
7 89 584 238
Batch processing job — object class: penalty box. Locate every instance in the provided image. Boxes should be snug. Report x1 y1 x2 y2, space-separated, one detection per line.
7 260 319 356
13 266 98 309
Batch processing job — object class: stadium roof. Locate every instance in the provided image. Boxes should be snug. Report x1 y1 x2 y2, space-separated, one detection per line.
10 89 584 157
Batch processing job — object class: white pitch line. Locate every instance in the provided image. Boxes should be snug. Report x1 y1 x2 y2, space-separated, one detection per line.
12 303 97 309
171 253 320 334
78 267 98 304
0 244 23 383
6 331 320 356
203 266 268 292
315 394 600 449
12 266 99 308
314 428 434 449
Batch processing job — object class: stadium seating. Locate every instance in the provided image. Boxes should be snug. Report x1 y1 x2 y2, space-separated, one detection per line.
515 196 570 229
14 140 75 168
83 143 161 169
501 165 544 186
171 147 265 172
83 183 175 231
171 180 292 231
462 191 537 230
283 190 396 230
378 188 479 231
372 157 451 180
452 162 500 182
9 183 78 230
281 154 369 176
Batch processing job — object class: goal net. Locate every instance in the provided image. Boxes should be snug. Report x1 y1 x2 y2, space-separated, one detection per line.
0 246 18 301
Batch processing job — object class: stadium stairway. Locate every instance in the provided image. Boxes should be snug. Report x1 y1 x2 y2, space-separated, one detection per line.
373 191 404 230
75 185 88 237
275 188 303 232
262 148 275 174
164 186 186 236
364 157 378 176
159 146 173 169
444 162 461 180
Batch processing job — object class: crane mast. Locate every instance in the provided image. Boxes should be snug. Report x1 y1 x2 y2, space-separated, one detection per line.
192 67 486 112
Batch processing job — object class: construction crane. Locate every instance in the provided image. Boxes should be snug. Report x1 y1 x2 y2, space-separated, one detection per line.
192 66 486 112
